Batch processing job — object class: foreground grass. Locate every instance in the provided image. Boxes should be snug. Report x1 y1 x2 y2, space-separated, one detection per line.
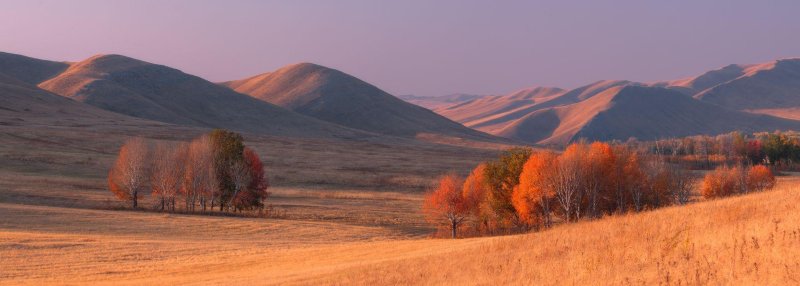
2 178 798 285
309 177 800 285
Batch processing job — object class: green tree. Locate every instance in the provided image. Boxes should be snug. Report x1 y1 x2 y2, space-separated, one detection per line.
208 129 245 211
483 147 532 228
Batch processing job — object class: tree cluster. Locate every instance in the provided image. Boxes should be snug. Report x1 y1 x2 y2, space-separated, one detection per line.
108 129 269 214
423 142 696 238
636 131 800 170
700 165 776 199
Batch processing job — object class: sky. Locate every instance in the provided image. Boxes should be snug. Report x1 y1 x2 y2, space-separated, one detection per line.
1 0 799 96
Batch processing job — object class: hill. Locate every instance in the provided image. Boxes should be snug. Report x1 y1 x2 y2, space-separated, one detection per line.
496 86 800 145
690 59 800 119
397 93 489 110
436 87 565 125
0 52 68 85
222 63 499 140
436 81 630 136
32 55 366 138
0 73 155 127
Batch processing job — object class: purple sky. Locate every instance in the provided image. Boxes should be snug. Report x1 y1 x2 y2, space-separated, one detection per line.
2 0 799 96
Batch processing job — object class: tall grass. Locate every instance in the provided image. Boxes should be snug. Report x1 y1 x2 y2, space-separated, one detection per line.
308 177 800 285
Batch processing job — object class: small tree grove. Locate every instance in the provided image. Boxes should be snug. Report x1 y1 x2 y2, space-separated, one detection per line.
107 129 270 215
424 141 702 238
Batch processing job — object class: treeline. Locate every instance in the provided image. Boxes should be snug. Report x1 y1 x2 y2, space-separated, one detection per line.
635 131 800 170
107 129 270 214
425 140 782 238
423 142 695 238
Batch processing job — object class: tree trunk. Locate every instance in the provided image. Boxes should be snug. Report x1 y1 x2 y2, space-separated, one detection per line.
132 190 138 209
451 220 457 239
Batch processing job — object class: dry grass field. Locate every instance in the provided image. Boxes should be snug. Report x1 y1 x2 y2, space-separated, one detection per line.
2 123 799 285
2 175 798 285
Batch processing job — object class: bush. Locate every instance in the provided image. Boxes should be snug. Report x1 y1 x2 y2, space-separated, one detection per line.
701 165 775 199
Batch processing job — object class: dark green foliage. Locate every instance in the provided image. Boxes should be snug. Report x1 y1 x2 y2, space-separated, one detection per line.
483 147 532 224
761 133 800 165
208 129 245 210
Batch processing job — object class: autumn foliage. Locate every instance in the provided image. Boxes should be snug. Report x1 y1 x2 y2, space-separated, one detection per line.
423 174 472 238
107 129 270 214
701 164 775 199
425 141 703 238
108 137 149 208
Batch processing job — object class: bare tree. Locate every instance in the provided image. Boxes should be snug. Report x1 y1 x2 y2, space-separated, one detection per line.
150 142 186 212
108 137 150 209
183 135 217 212
555 145 581 221
227 161 251 212
670 167 695 205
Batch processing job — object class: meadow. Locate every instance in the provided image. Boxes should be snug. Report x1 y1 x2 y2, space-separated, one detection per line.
1 124 798 285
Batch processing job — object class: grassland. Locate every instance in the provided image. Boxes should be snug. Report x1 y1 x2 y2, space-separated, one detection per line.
1 123 799 285
3 176 798 285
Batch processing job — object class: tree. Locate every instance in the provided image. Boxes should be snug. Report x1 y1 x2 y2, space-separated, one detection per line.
235 147 270 211
640 156 673 209
209 129 245 211
182 135 217 212
747 165 776 193
701 166 740 199
227 161 252 211
585 142 614 218
512 151 558 228
150 142 184 211
108 138 150 208
670 167 695 205
484 148 532 228
554 144 582 221
461 163 489 233
423 174 470 238
609 146 637 213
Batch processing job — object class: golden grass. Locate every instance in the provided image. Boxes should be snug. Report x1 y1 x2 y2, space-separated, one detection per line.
307 177 800 285
2 177 798 285
2 122 798 285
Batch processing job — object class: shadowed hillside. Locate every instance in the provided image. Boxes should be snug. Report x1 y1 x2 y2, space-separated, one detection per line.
436 81 631 137
0 73 157 128
496 86 800 145
691 59 800 119
398 93 489 110
31 54 366 139
223 63 500 141
0 52 69 85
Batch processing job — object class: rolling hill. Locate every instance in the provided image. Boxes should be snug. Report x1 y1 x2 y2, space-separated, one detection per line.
495 86 800 145
397 93 489 110
0 73 155 127
436 81 631 136
0 52 69 85
222 63 499 140
26 54 366 138
431 58 800 145
689 59 800 119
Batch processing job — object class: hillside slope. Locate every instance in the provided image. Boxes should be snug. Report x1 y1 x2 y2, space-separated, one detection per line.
35 55 365 138
397 93 488 110
497 86 800 145
0 52 69 85
692 59 800 119
223 63 499 140
437 81 630 136
0 73 155 127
